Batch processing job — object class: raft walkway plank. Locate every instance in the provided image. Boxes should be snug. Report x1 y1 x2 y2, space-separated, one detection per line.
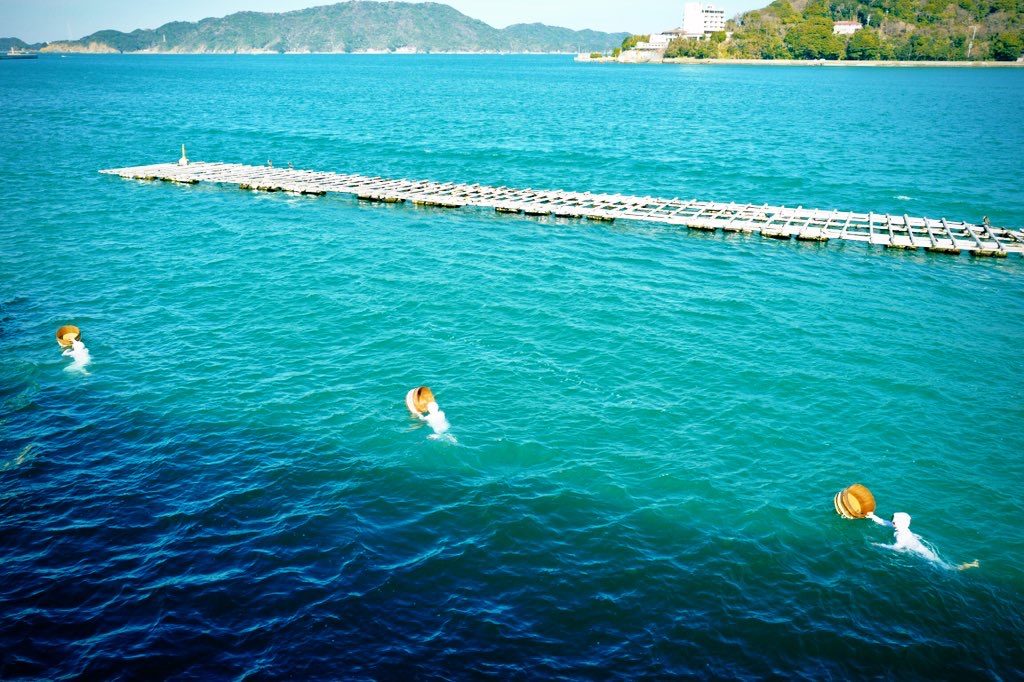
99 161 1024 259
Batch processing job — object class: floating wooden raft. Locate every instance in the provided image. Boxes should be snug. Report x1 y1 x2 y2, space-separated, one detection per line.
99 162 1024 258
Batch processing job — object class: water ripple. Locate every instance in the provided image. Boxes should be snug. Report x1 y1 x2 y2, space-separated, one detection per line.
1 55 1023 679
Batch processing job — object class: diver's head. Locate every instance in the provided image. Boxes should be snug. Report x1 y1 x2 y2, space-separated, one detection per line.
892 512 912 531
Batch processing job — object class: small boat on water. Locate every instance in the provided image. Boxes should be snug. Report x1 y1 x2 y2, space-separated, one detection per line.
1 47 39 60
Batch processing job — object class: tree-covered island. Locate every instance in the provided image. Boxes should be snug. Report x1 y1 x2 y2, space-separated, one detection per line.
604 0 1023 61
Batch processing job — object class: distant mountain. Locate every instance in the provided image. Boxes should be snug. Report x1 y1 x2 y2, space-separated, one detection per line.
500 23 628 52
0 37 45 51
35 2 628 54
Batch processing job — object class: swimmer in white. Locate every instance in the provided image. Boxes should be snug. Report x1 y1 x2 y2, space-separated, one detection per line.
421 401 450 436
62 339 91 373
867 511 978 571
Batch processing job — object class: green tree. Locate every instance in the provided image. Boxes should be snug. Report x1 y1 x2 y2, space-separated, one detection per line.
846 27 883 58
991 0 1023 12
767 0 801 24
894 0 918 22
730 10 792 58
761 33 791 57
620 34 650 51
990 31 1023 60
665 37 717 58
899 29 967 59
784 17 845 58
803 1 833 18
920 0 952 23
729 27 791 58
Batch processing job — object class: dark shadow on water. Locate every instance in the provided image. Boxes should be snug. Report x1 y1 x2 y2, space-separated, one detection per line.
1 373 1022 678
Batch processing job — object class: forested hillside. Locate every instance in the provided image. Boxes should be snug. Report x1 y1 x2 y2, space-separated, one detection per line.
36 2 627 54
0 37 45 52
664 0 1024 60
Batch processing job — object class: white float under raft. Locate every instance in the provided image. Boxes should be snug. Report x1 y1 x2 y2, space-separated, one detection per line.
99 161 1024 259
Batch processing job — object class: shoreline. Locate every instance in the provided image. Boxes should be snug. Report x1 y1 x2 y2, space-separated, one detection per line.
581 56 1024 67
668 57 1024 67
34 52 1024 64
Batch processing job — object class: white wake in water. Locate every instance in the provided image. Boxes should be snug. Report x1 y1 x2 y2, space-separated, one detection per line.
62 340 91 375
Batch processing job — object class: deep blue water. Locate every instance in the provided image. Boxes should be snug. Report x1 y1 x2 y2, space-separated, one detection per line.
2 55 1024 679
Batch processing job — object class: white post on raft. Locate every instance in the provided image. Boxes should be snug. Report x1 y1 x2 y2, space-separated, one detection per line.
178 144 189 167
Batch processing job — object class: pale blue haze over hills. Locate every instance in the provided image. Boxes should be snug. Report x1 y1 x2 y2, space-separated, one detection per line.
2 0 755 44
7 2 632 54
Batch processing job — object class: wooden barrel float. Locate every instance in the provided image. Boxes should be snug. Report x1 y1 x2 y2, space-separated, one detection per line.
56 325 81 348
833 484 876 519
405 386 435 416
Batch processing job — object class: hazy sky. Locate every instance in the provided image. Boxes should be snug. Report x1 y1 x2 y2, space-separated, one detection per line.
1 0 764 43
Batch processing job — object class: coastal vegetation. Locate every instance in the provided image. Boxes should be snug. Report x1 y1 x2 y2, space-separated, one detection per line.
32 2 627 54
620 34 652 51
665 31 730 58
665 0 1024 60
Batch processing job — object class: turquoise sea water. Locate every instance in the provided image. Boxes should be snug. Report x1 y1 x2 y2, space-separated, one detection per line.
2 55 1023 678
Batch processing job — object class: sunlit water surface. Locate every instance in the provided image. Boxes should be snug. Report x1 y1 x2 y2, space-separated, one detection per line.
2 55 1023 678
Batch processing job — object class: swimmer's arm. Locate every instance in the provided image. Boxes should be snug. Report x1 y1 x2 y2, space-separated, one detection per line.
866 512 892 528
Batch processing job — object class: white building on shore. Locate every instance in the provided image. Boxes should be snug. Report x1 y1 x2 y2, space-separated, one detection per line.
618 34 674 62
681 3 726 37
635 34 674 51
832 20 863 35
610 1 730 62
